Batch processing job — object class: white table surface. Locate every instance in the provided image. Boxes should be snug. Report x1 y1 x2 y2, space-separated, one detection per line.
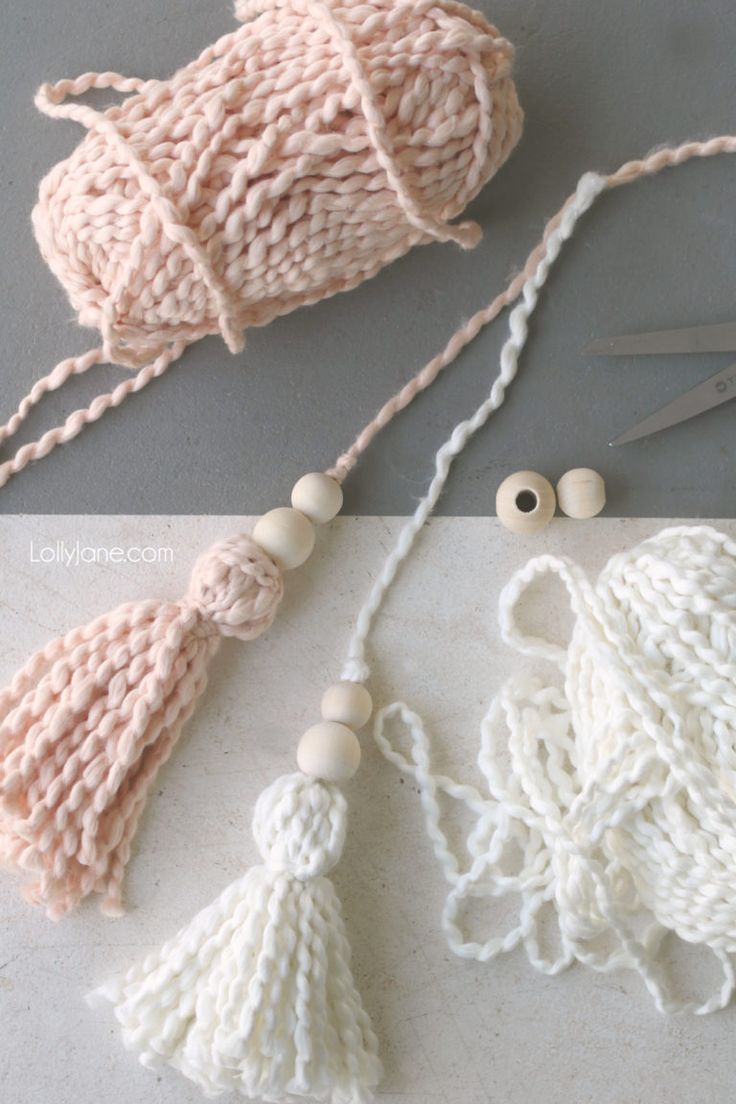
1 515 735 1104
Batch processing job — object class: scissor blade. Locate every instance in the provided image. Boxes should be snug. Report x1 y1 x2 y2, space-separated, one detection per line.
586 321 736 357
610 361 736 446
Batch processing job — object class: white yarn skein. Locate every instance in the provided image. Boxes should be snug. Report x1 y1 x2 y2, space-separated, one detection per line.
89 773 381 1099
334 166 736 1014
373 526 736 1015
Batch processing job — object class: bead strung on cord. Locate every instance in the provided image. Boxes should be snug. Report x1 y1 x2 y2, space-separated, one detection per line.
322 680 373 728
252 472 341 570
291 472 344 525
253 508 316 570
296 682 373 782
247 462 372 786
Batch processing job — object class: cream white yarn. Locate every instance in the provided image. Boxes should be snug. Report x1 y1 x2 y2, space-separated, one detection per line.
340 169 607 685
332 167 736 1015
372 526 736 1014
90 773 381 1100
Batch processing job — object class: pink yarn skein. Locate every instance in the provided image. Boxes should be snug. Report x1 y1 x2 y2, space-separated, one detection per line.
0 0 522 488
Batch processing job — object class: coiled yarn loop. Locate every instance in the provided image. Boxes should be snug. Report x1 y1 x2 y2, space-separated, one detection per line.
374 526 736 1013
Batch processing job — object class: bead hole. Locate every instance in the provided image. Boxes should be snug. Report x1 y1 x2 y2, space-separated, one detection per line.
515 489 538 514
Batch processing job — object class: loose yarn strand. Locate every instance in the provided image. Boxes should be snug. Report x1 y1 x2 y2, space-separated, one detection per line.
339 129 736 672
0 347 105 448
0 343 184 489
341 169 608 681
329 133 736 484
327 189 583 483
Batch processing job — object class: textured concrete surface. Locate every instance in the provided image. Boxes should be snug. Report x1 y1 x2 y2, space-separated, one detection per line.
2 1 736 515
2 514 736 1104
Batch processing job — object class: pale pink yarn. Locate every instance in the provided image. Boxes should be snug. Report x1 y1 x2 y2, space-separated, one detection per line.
328 135 736 481
0 0 522 489
0 535 283 918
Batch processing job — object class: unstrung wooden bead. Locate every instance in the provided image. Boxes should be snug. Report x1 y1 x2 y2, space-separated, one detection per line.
297 721 361 782
556 468 606 519
496 471 556 535
253 507 315 570
321 681 373 729
291 472 343 524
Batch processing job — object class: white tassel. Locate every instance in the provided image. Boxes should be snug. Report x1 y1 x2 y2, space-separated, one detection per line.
90 773 381 1102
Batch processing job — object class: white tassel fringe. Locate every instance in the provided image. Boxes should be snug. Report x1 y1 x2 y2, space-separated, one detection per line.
90 773 381 1101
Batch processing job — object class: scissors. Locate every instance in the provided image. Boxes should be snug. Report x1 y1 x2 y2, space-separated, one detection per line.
585 322 736 446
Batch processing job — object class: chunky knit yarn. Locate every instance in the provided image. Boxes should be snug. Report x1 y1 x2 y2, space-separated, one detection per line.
0 534 283 918
7 119 736 929
91 772 381 1100
373 526 736 1014
1 0 522 489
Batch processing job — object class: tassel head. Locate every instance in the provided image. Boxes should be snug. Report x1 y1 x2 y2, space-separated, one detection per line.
187 533 284 639
253 772 347 879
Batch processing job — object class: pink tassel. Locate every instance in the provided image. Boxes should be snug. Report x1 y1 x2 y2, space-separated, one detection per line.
0 534 283 919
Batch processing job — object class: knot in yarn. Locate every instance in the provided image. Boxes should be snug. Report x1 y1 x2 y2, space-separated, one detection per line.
185 533 284 640
32 0 521 366
253 772 347 879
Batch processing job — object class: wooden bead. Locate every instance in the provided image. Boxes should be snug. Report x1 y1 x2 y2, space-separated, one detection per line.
291 472 343 525
496 471 556 535
253 507 315 570
556 468 606 519
297 721 361 782
321 682 373 729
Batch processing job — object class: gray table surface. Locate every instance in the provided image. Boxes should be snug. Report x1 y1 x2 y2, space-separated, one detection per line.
2 0 736 516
